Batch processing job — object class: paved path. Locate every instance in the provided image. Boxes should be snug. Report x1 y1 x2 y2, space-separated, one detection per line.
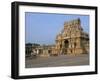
25 54 89 68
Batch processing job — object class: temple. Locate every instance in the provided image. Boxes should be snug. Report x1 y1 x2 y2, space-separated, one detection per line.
26 18 89 57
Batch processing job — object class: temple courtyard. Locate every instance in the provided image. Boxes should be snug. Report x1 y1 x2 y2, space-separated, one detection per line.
25 54 89 68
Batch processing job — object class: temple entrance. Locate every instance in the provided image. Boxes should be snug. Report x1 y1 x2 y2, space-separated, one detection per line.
63 40 69 54
64 40 69 48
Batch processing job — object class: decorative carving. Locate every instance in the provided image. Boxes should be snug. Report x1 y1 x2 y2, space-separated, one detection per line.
55 18 89 55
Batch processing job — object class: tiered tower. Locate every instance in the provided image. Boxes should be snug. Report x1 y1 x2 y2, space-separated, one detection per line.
55 18 89 55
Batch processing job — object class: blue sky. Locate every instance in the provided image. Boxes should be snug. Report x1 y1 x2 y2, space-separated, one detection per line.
25 12 89 45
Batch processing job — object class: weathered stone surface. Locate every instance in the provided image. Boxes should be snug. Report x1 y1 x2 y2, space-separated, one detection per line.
55 18 89 55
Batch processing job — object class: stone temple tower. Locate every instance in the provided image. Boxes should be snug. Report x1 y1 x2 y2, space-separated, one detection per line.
55 18 89 55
